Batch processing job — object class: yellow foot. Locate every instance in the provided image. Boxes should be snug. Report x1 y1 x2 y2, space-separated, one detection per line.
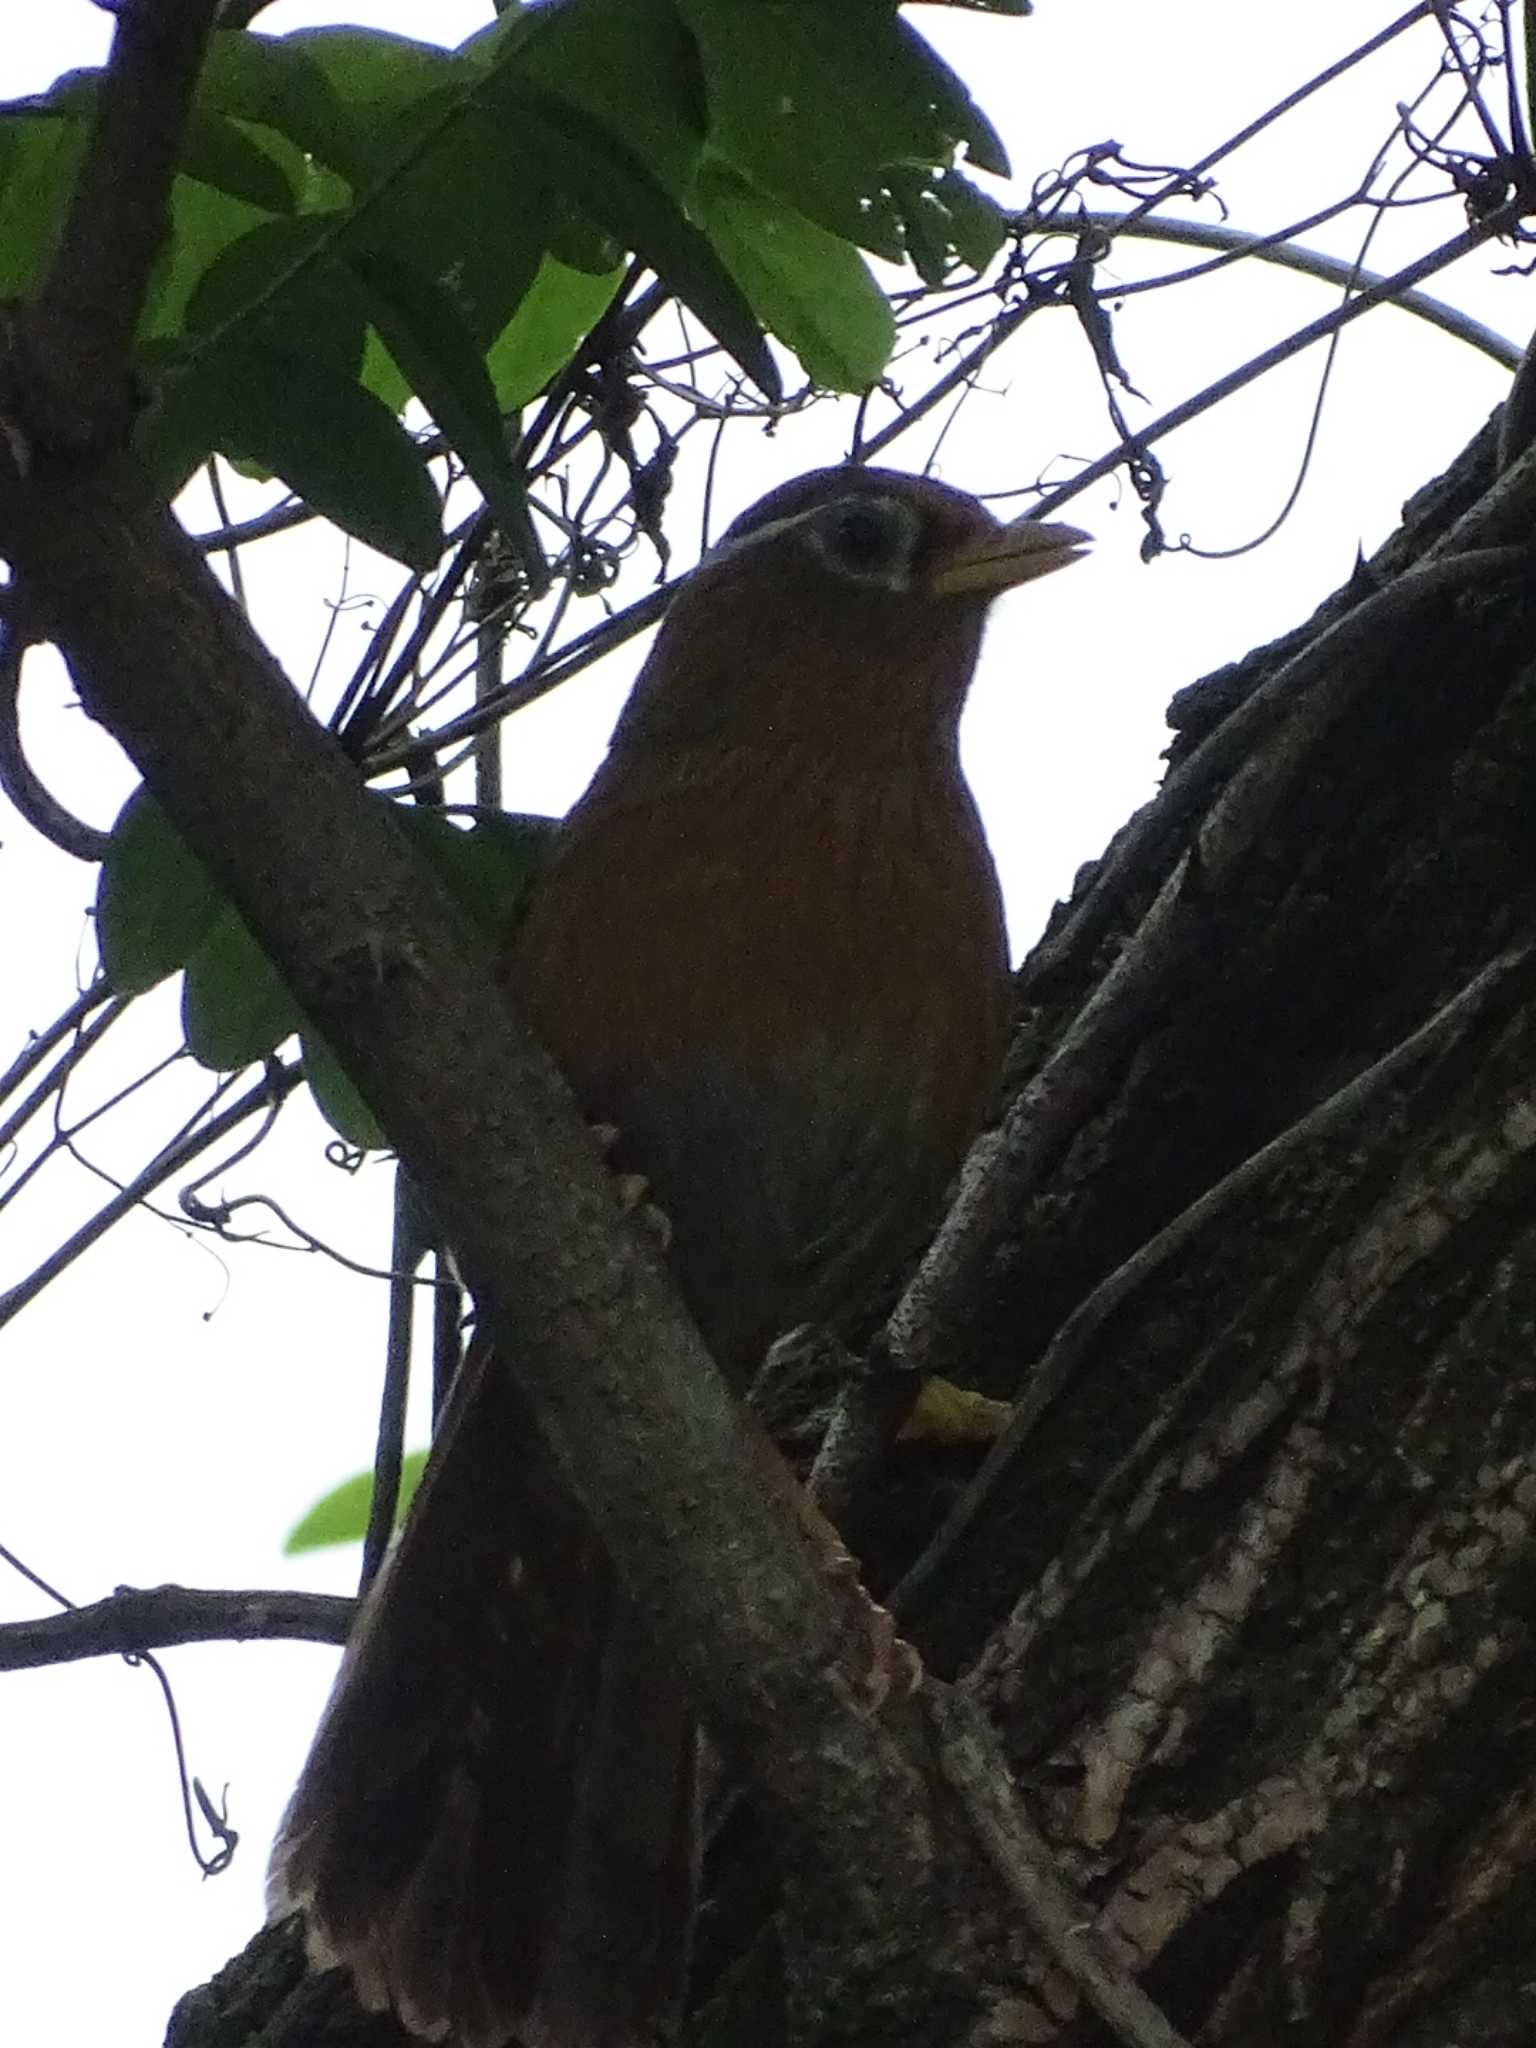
897 1376 1011 1447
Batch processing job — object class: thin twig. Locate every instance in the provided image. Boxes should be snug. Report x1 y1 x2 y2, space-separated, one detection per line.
0 998 130 1185
0 1062 301 1331
0 608 111 860
1066 209 1522 368
0 1581 353 1671
936 1690 1195 2048
0 982 113 1109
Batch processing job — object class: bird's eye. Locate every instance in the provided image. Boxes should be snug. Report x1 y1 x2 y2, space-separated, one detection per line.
809 495 921 587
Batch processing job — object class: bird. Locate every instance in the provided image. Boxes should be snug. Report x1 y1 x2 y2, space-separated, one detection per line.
266 465 1089 2048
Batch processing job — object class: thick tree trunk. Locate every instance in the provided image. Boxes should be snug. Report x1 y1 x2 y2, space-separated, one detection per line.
173 407 1536 2047
875 403 1536 2048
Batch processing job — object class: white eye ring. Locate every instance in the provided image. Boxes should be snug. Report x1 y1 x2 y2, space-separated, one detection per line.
806 494 923 588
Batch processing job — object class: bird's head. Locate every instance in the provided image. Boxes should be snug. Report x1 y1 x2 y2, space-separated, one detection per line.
612 466 1089 756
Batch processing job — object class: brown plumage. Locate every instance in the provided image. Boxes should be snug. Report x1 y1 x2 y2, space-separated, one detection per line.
267 466 1087 2046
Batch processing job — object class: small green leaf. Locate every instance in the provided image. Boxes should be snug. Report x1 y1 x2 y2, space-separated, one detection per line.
694 162 893 391
934 167 1008 272
359 327 413 416
349 249 547 590
182 904 302 1071
485 253 623 414
284 1448 429 1552
96 788 223 996
397 807 554 935
880 168 1005 286
887 166 951 289
162 340 442 569
302 1029 388 1150
179 110 300 214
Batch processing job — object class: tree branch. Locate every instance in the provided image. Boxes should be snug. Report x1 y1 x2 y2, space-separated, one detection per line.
0 607 111 860
0 1584 354 1672
27 0 223 436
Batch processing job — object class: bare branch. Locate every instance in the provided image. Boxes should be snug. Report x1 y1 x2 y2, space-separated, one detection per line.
1067 208 1522 369
0 609 111 859
0 1583 353 1672
0 982 113 1109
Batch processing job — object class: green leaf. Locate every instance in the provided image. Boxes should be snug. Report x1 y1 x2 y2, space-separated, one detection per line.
200 30 547 345
679 0 1009 260
359 327 413 416
161 340 442 569
694 162 892 391
182 904 303 1071
182 214 364 369
485 253 624 414
883 165 1007 286
934 166 1008 272
334 93 548 353
193 28 352 175
139 172 280 344
145 213 365 493
396 806 554 935
887 165 951 289
96 788 222 997
284 1448 429 1553
178 110 301 215
280 26 464 181
348 249 547 589
491 0 706 197
0 114 87 300
44 70 301 216
520 94 779 400
302 1029 388 1150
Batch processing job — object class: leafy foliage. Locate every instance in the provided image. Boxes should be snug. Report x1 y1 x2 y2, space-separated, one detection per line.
19 0 1023 1152
2 3 1013 565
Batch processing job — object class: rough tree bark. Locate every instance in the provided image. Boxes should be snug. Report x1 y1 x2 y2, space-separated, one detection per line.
162 388 1536 2048
875 398 1536 2047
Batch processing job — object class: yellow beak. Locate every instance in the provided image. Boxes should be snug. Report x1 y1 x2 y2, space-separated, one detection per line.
927 516 1091 599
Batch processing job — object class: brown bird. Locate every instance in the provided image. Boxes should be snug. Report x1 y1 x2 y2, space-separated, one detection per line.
267 466 1088 2047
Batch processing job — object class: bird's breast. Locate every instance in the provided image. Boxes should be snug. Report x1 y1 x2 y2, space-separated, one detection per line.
507 743 1007 1382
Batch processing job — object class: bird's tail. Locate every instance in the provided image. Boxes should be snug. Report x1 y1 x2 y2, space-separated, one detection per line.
267 1338 698 2048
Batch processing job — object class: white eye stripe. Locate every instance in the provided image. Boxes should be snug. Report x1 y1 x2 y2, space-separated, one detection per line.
703 505 822 568
706 493 922 588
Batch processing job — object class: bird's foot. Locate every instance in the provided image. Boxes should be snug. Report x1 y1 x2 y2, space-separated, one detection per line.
897 1375 1010 1447
819 1538 923 1708
590 1123 673 1252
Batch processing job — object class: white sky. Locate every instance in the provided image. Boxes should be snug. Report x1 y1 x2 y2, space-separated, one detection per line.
1 4 1526 2042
